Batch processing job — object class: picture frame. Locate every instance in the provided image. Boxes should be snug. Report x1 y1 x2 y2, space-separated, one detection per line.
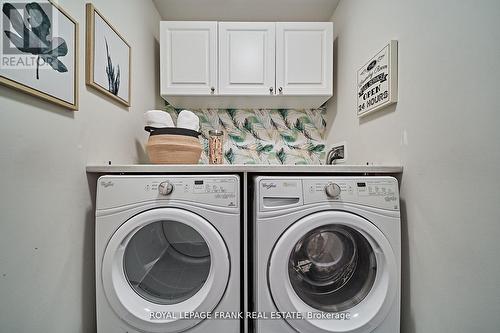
0 0 79 110
357 40 398 118
86 3 130 107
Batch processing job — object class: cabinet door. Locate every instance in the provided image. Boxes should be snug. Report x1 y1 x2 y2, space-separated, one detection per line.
276 22 333 96
160 21 217 95
219 22 275 95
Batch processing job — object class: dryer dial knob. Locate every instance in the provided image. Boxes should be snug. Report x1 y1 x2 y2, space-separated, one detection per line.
325 183 341 198
158 181 174 195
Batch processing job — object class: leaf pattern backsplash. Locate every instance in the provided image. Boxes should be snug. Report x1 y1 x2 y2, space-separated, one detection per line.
164 104 327 165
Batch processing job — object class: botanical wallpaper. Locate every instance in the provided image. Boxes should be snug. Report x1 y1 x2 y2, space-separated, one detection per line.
164 103 327 165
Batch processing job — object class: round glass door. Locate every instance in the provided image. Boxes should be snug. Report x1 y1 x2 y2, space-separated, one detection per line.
288 225 376 312
124 221 211 305
101 208 230 333
268 211 397 333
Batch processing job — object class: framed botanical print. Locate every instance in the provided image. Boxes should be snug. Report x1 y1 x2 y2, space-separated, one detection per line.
0 0 79 110
86 3 130 107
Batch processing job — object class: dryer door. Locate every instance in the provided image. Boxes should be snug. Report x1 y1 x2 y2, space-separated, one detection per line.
101 208 230 333
268 211 397 333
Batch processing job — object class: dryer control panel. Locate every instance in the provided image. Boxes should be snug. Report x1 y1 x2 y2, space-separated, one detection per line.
97 175 239 209
257 176 399 212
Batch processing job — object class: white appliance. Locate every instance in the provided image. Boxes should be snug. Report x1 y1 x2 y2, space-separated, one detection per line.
254 176 400 333
96 175 240 333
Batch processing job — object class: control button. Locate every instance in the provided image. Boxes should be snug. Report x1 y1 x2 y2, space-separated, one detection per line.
158 181 174 196
325 183 341 198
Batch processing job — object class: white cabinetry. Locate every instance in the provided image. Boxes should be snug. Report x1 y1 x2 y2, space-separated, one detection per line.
276 22 333 96
160 21 333 108
160 21 217 95
219 22 275 95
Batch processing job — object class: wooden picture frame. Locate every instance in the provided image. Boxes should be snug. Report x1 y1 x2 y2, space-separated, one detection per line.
86 3 131 107
0 0 79 110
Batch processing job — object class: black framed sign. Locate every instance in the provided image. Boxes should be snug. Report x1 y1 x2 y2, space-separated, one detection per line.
357 40 398 118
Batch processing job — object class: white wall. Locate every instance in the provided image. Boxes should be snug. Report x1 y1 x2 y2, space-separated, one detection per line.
326 0 500 332
0 0 161 332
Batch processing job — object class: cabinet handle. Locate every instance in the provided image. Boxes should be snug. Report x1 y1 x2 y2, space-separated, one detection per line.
210 87 215 94
278 87 283 94
269 87 274 95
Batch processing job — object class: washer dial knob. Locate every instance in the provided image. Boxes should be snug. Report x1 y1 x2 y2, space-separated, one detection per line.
325 183 341 198
158 181 174 196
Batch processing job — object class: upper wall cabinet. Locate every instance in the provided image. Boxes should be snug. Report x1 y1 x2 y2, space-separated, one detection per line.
160 21 217 95
160 21 333 109
219 22 276 95
276 22 333 96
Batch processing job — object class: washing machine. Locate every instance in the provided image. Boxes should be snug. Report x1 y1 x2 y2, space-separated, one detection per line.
95 175 240 333
254 176 400 333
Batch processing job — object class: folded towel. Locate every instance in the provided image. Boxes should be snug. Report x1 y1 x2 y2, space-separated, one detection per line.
147 122 170 129
177 110 200 132
144 110 174 128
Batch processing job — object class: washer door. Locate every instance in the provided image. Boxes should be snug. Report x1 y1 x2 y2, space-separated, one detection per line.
102 208 230 333
268 211 397 333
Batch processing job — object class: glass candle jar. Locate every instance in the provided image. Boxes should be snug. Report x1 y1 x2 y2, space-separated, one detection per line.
208 130 224 164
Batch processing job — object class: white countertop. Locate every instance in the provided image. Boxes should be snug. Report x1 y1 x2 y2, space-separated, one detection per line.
86 164 403 174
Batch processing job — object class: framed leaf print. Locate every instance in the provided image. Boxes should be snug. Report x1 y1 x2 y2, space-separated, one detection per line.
0 0 79 110
86 3 130 107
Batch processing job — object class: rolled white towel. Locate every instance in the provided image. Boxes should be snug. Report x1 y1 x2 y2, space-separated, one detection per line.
144 110 174 128
177 110 200 132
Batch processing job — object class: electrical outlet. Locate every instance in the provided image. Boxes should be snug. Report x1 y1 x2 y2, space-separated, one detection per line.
327 141 347 164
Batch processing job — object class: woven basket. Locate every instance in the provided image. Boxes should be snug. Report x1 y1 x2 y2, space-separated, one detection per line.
145 127 202 164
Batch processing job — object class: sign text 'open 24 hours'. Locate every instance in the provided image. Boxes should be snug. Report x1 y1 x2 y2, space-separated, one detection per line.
357 40 398 117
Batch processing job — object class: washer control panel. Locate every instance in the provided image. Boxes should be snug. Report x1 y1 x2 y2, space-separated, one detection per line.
158 181 174 195
325 183 342 198
192 179 235 194
303 177 399 211
97 175 239 209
